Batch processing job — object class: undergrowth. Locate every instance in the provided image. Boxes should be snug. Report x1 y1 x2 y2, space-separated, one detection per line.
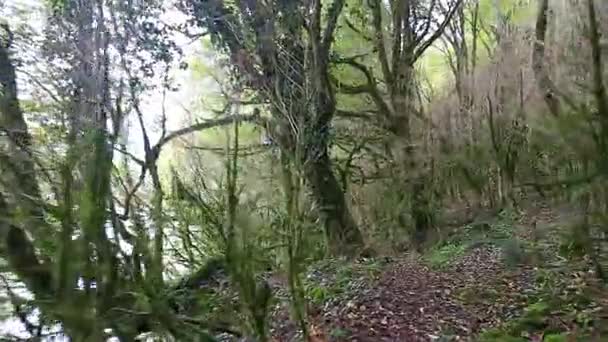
426 243 468 268
424 209 519 269
303 258 385 306
494 266 608 340
426 207 607 341
477 294 602 342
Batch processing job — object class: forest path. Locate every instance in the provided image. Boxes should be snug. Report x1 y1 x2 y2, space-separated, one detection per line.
271 200 571 342
303 247 537 342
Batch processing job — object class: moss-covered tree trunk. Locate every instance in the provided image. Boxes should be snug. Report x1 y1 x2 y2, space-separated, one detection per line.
307 2 364 254
1 23 102 340
304 149 363 255
389 60 434 250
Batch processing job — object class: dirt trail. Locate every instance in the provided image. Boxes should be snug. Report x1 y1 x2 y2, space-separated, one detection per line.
309 248 536 341
270 246 537 341
270 202 564 341
316 260 478 341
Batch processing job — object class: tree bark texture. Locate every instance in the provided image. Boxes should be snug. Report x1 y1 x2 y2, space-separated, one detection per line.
304 149 363 255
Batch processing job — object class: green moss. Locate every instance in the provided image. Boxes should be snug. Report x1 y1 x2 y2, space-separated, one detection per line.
477 328 528 342
304 258 384 305
425 243 467 269
543 334 568 342
330 328 350 339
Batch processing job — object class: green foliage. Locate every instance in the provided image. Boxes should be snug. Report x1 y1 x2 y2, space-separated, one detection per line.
499 238 527 267
330 327 350 339
303 258 383 305
225 211 274 341
479 304 588 342
425 243 467 269
3 0 608 339
477 301 549 341
558 223 591 260
522 300 550 320
477 330 527 342
46 0 66 11
305 283 331 305
478 262 606 341
426 210 520 269
543 334 568 342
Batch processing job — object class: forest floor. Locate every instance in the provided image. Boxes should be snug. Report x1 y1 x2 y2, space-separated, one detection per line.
268 200 608 342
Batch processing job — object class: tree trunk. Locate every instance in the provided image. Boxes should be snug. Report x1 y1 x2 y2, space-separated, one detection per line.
0 29 46 234
304 149 363 256
388 57 434 250
533 0 561 117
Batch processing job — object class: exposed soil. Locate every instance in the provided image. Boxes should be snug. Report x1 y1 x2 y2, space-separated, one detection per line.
270 248 536 341
268 201 575 342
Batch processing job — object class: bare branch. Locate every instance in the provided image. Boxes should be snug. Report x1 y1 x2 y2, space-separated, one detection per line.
414 0 463 61
335 109 376 122
156 113 265 150
344 19 372 41
369 0 392 84
113 146 144 166
416 0 438 45
332 57 392 117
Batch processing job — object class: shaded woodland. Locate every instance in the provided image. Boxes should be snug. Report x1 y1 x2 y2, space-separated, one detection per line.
0 0 607 341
